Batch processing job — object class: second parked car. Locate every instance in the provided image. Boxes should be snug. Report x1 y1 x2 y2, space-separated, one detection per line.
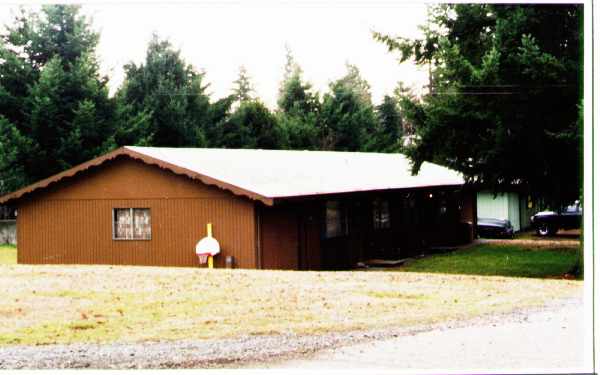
477 218 515 238
530 201 582 236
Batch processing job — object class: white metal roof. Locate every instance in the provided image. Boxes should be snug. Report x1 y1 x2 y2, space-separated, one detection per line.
125 146 465 199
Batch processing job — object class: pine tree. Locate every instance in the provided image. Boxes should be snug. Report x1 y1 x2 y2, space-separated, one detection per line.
222 101 286 149
374 4 582 205
320 80 376 152
114 35 211 147
369 95 402 152
232 65 255 104
337 63 372 105
276 47 321 150
0 117 31 194
0 5 115 186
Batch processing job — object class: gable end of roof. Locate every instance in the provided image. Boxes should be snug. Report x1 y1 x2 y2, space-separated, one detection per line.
0 147 274 206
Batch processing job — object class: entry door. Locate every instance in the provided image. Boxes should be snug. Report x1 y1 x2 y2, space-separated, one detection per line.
261 206 299 270
298 204 321 270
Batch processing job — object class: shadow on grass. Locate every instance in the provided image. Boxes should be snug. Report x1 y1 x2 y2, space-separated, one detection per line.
395 244 581 279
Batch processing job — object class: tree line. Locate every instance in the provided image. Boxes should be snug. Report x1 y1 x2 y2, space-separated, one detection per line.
0 5 405 195
0 4 582 207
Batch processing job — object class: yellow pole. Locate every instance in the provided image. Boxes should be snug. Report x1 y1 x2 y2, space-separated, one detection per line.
207 223 213 269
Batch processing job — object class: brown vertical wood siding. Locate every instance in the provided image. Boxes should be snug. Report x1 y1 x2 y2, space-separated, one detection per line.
17 157 256 268
13 154 474 270
297 201 322 270
259 205 299 270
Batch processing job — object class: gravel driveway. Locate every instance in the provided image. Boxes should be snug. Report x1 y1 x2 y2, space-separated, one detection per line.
267 297 587 372
0 296 585 370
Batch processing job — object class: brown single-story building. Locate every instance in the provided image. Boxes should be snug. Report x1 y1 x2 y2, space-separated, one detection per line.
0 146 476 270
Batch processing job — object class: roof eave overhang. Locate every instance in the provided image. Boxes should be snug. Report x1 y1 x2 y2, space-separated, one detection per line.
269 183 466 204
0 147 274 206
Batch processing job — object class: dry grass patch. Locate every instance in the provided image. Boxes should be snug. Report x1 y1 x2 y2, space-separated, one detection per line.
0 245 16 265
0 263 581 346
504 229 582 248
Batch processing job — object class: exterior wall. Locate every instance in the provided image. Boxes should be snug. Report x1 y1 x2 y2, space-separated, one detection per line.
477 191 522 231
477 192 508 220
322 188 474 269
17 157 256 268
260 187 474 270
258 201 322 270
0 220 16 245
519 194 542 231
260 205 299 270
507 193 521 231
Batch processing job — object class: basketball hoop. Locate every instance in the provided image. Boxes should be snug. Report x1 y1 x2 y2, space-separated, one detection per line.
196 223 220 269
197 253 210 265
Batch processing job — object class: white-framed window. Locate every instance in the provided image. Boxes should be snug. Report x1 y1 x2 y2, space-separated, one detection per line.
113 208 151 240
373 198 391 229
325 200 348 238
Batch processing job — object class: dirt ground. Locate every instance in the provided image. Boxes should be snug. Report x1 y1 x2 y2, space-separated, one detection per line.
482 229 581 248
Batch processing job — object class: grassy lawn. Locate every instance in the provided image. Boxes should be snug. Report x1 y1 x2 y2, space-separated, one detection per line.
397 244 580 279
0 245 17 265
0 243 581 347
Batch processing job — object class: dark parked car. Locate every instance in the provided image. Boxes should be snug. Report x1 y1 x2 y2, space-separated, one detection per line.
530 201 582 236
477 218 515 238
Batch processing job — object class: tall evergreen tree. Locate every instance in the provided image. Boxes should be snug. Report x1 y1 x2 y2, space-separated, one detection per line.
277 74 321 150
0 117 31 193
276 48 321 150
320 85 375 152
221 101 286 149
0 38 36 131
0 5 115 190
374 4 582 205
365 95 403 152
277 71 320 116
232 65 255 104
114 35 211 147
318 64 377 151
203 95 235 148
378 95 402 140
26 54 114 175
278 44 300 98
336 63 373 105
4 5 99 70
393 82 418 135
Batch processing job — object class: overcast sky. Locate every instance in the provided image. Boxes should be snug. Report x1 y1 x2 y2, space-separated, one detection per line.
0 1 430 108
